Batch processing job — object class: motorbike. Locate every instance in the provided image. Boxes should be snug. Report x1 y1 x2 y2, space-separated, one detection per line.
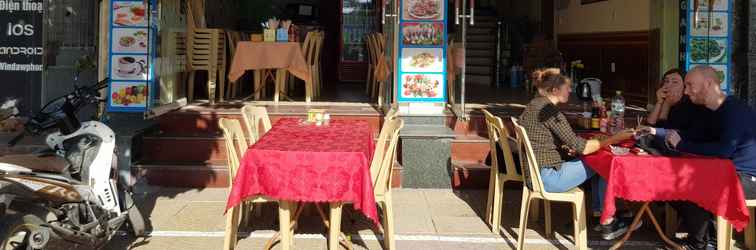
0 78 145 249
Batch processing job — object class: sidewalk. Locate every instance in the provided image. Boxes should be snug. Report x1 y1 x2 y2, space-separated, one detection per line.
104 186 741 250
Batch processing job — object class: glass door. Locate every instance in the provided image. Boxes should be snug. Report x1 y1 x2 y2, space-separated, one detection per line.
339 0 378 82
449 0 474 119
382 0 399 109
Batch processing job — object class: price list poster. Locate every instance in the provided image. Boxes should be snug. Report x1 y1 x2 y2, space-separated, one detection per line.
0 0 44 115
397 0 448 103
681 0 734 94
107 0 157 112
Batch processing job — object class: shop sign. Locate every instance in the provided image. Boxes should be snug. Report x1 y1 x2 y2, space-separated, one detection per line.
397 0 448 104
107 0 157 112
0 0 44 115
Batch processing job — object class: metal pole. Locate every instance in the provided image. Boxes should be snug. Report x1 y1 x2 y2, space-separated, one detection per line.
460 0 466 119
495 20 501 89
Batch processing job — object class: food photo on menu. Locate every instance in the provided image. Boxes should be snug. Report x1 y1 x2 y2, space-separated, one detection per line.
111 55 148 81
402 0 444 21
110 82 148 108
689 37 727 64
401 74 443 99
401 22 444 46
401 48 444 73
113 28 149 53
113 1 147 27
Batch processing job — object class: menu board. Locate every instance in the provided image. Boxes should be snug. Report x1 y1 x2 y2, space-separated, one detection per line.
0 0 44 115
397 0 448 103
681 0 733 94
107 0 156 112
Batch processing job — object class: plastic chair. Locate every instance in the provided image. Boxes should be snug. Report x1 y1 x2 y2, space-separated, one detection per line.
329 118 404 250
511 118 588 250
716 199 756 250
219 118 291 250
225 30 243 99
240 105 272 144
482 110 524 234
187 28 226 104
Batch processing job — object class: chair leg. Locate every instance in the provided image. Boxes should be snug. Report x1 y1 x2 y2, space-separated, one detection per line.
219 67 226 102
574 198 588 250
544 200 552 238
208 69 217 105
530 200 541 222
747 207 755 250
253 70 262 100
516 189 532 250
717 216 732 250
382 193 396 250
223 205 240 250
665 203 678 238
485 166 498 229
329 202 343 250
187 71 196 102
278 201 293 250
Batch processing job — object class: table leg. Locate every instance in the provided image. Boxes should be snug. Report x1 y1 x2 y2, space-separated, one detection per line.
610 202 682 250
329 202 343 250
717 216 733 250
253 70 262 100
278 201 293 250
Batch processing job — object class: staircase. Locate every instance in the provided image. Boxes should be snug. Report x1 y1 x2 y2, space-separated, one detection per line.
465 10 498 87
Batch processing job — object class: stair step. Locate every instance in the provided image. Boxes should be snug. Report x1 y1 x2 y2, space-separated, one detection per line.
451 160 491 189
467 65 493 75
467 42 495 50
467 35 496 43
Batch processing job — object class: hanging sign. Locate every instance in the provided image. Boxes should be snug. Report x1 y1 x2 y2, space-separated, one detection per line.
397 0 448 103
0 0 44 115
107 0 157 112
682 0 733 94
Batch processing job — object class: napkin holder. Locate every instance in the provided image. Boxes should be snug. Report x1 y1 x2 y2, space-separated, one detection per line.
307 109 327 123
250 34 263 42
263 29 276 42
276 28 289 42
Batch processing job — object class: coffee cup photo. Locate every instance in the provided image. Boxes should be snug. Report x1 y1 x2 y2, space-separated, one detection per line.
113 56 147 80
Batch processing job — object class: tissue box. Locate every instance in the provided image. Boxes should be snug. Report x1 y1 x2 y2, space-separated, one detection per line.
263 29 276 42
276 28 289 42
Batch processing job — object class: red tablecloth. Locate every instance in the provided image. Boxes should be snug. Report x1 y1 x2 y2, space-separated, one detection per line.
583 149 750 231
225 118 379 225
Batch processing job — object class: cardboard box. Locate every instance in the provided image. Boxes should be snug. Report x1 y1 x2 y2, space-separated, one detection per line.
263 29 276 42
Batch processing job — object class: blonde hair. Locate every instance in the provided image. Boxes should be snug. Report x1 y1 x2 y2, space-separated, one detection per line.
532 68 570 93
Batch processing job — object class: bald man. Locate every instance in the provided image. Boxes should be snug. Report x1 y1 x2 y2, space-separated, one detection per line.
648 65 756 249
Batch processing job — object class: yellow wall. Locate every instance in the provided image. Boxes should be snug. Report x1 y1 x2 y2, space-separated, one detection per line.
556 0 651 34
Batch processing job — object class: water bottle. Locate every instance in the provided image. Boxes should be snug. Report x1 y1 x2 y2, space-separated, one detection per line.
611 91 625 134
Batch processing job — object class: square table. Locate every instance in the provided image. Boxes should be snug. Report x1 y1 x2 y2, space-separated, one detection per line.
225 118 378 250
583 147 750 249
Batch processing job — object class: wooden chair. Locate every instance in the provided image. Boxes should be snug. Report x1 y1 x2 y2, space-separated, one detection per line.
365 33 377 97
511 118 588 250
716 199 756 250
482 110 524 234
240 105 272 144
219 118 292 250
329 118 404 250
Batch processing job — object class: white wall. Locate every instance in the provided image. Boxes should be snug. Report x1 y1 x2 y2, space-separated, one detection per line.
556 0 651 34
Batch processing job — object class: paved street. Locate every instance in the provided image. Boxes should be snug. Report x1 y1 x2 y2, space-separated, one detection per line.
94 184 753 250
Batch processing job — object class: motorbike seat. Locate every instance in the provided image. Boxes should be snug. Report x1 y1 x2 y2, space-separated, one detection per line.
0 154 68 174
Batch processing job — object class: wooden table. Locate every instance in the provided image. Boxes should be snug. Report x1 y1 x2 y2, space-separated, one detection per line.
228 42 312 102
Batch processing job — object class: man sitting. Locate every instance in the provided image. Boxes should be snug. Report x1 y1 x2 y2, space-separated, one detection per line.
645 65 756 249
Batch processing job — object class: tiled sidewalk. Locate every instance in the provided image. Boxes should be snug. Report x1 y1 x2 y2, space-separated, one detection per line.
105 186 746 249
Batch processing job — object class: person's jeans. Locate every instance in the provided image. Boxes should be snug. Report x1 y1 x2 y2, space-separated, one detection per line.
540 160 607 214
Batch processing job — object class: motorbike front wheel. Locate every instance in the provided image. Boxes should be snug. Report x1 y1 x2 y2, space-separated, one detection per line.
0 214 53 250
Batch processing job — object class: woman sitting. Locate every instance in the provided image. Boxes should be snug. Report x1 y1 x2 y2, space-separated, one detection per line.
518 68 634 240
646 68 714 143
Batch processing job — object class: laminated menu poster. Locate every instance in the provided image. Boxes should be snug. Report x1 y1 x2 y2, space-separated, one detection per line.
682 0 733 94
107 0 156 112
397 0 447 103
0 0 44 115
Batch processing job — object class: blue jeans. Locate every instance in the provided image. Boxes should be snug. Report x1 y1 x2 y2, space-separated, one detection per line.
540 160 607 214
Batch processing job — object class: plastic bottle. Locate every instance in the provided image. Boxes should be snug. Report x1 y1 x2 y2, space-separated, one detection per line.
611 91 625 134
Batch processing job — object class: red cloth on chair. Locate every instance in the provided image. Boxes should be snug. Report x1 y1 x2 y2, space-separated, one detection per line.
583 149 750 231
225 118 379 225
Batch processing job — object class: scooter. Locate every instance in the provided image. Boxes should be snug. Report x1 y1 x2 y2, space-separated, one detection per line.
0 78 145 249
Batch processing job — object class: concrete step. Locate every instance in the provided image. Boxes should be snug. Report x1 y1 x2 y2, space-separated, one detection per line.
451 160 490 189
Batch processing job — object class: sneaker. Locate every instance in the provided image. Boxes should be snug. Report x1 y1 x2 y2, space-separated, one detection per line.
592 211 634 232
600 217 642 240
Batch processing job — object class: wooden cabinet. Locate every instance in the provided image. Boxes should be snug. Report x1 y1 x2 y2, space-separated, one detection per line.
558 31 660 106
